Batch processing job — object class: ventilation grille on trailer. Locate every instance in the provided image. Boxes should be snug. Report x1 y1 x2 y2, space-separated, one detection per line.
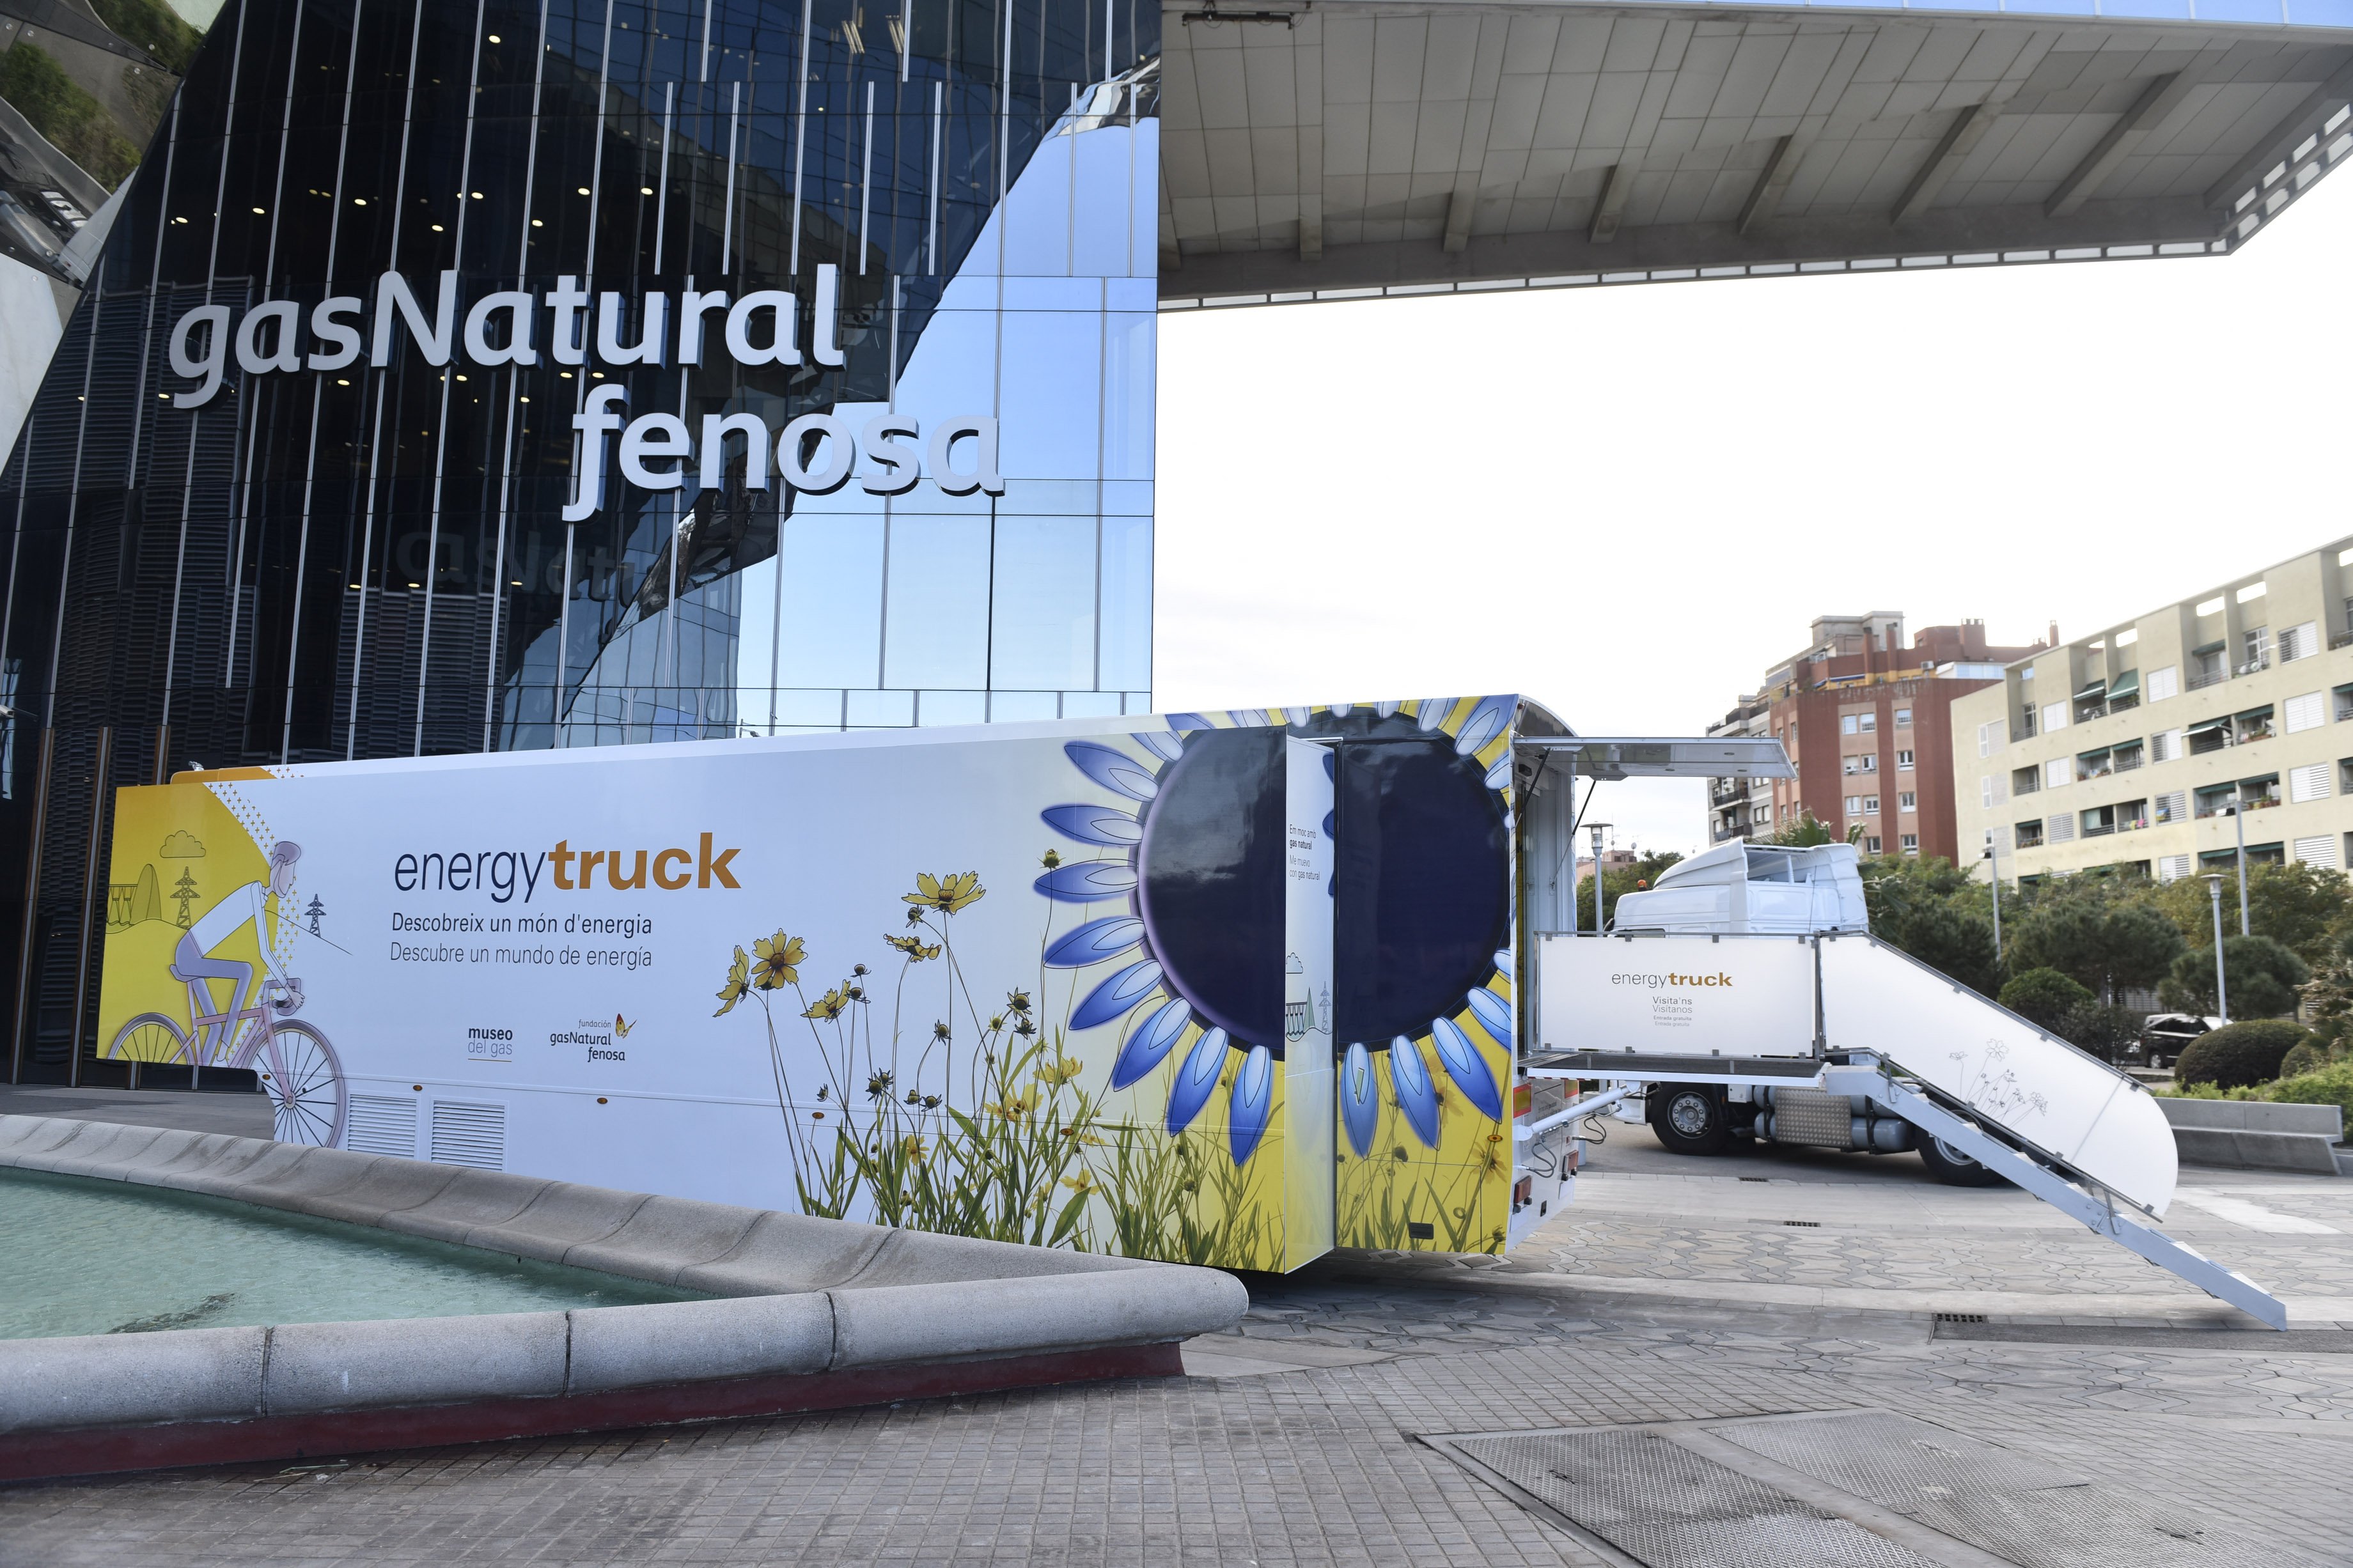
428 1101 506 1170
345 1094 418 1157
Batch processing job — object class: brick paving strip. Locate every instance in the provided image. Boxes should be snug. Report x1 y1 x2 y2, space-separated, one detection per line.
6 1093 2353 1564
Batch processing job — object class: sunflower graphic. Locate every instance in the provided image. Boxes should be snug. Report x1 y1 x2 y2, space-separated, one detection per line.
1035 695 1518 1167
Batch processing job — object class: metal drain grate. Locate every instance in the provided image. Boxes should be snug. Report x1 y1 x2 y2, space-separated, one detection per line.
1442 1428 1945 1568
1712 1411 2267 1568
1784 1220 1822 1227
1934 1313 1987 1324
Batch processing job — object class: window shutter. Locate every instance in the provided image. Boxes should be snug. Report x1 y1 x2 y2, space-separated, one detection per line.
2292 762 2332 802
2041 702 2067 733
2047 813 2075 842
2283 622 2319 661
2147 666 2178 702
2045 758 2069 789
2296 835 2337 868
2287 691 2325 733
2159 854 2191 883
2156 790 2186 823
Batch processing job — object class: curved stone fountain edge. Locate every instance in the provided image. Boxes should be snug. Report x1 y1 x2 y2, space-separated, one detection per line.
0 1114 1247 1479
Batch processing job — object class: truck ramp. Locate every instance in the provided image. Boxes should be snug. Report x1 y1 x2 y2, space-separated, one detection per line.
1535 931 2287 1328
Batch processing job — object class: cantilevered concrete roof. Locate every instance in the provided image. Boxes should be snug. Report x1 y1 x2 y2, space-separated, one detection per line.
1158 4 2353 304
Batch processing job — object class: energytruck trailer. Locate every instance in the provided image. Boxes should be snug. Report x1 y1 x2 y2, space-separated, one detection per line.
95 696 2284 1322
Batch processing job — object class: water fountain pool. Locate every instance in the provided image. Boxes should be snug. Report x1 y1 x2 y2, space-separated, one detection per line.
1 1165 701 1339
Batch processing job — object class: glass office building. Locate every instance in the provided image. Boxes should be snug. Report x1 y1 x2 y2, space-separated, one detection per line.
0 0 1157 1078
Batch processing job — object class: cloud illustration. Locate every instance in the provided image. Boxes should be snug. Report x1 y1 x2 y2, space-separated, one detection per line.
159 830 205 858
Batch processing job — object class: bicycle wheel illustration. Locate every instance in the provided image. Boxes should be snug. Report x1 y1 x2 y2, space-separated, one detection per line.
249 1020 348 1147
106 1012 194 1065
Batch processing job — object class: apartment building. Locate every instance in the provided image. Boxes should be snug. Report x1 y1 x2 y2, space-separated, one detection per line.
1953 539 2353 885
1708 614 2049 860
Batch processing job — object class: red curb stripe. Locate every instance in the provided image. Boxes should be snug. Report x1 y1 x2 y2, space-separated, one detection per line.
0 1342 1184 1484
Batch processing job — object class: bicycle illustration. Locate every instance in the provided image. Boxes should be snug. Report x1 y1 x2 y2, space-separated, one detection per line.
101 839 347 1147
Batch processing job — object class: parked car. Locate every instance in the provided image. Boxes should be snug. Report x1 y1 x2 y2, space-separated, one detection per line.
2136 1014 2221 1071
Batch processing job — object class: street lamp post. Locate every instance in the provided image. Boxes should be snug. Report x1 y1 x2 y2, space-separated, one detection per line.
1982 839 2002 960
1588 823 1614 934
2205 873 2230 1024
2233 802 2251 937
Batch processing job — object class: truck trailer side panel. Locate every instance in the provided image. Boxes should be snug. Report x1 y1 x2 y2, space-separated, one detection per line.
96 699 1528 1271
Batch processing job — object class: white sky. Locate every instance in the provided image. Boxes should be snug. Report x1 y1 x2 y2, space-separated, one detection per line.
1155 171 2353 864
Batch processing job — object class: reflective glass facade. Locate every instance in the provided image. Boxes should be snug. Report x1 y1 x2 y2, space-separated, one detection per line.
0 0 1158 1078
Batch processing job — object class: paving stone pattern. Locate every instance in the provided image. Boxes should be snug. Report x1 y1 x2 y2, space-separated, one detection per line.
9 1131 2353 1564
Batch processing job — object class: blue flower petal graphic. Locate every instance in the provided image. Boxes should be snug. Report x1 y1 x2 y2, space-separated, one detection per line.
1281 706 1312 726
1111 998 1192 1089
1166 711 1216 733
1043 915 1146 969
1063 741 1159 802
1035 862 1139 903
1229 1045 1274 1163
1231 708 1272 729
1340 1041 1379 1157
1455 695 1514 757
1389 1034 1441 1149
1374 701 1401 717
1071 959 1164 1030
1041 803 1143 846
1415 698 1456 731
1132 729 1185 761
1330 702 1354 717
1167 1027 1230 1135
1485 754 1513 792
1464 985 1513 1051
1430 1016 1503 1121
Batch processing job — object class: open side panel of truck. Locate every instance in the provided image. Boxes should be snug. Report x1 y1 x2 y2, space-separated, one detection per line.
1527 931 2287 1328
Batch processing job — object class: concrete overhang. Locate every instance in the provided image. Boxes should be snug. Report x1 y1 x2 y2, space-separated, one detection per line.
1157 1 2353 306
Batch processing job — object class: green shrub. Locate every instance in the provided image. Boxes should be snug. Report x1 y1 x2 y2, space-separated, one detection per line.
88 0 204 74
2279 1039 2330 1078
2256 1060 2353 1121
0 43 139 189
1998 968 2094 1034
2172 1020 2313 1092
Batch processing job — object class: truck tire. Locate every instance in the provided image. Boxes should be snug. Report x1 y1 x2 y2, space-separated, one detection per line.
1916 1131 2006 1187
1649 1083 1731 1156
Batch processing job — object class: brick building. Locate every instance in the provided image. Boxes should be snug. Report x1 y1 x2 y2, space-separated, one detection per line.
1707 614 2049 862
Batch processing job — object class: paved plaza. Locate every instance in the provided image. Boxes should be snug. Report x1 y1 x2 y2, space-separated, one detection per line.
6 1089 2353 1565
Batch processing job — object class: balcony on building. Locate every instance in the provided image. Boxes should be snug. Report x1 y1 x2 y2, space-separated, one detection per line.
2188 717 2232 756
2012 765 2040 796
2111 739 2144 773
2077 747 2113 782
2189 643 2228 691
2073 679 2110 724
2235 705 2276 745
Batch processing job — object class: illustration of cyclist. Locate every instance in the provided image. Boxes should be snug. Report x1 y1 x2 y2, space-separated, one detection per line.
173 839 304 1063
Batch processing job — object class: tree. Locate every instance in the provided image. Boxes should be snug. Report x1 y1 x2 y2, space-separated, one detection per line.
1861 855 2002 995
2148 860 2353 965
1765 812 1835 847
2005 892 2185 1003
1998 968 2094 1034
2159 934 2311 1019
1882 899 2003 996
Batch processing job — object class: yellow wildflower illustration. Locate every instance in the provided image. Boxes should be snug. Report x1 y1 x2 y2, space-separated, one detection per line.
903 871 985 914
752 931 805 991
713 947 750 1016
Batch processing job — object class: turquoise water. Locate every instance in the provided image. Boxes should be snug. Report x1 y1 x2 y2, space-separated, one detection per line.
0 1166 704 1339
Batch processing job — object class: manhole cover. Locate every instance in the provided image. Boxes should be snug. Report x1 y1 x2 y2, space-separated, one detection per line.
1442 1427 1946 1568
1711 1411 2274 1568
